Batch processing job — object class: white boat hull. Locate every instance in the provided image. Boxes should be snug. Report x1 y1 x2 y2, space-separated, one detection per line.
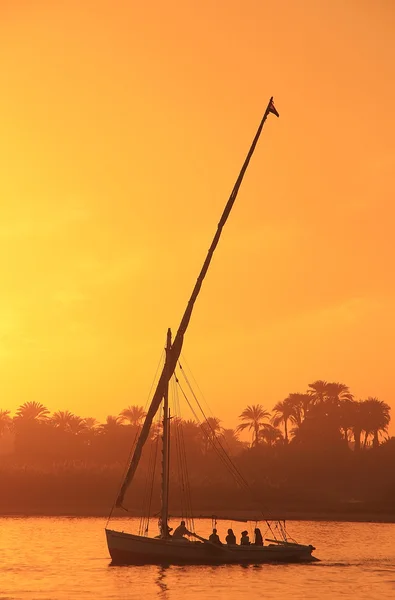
106 529 317 565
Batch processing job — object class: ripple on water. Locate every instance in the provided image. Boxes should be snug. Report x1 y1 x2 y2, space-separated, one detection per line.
0 518 394 599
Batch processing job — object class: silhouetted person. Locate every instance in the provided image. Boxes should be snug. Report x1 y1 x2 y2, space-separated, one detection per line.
172 520 192 540
254 528 263 546
208 528 222 545
240 530 250 545
225 528 236 545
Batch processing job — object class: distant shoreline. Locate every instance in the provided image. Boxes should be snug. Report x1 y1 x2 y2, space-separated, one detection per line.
1 509 394 524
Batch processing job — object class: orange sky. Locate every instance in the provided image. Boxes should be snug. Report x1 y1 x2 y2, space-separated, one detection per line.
1 0 394 431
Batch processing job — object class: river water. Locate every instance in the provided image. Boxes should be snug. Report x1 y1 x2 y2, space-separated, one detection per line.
0 517 394 599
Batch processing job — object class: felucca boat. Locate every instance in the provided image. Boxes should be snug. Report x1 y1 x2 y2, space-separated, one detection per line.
105 98 317 564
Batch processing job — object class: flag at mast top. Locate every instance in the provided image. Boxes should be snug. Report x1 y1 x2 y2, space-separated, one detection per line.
268 98 280 118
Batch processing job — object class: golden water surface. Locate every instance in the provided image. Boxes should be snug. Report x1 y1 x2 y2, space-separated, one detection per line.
0 517 394 599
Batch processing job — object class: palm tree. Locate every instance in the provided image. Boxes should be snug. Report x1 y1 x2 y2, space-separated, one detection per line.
259 424 284 447
13 402 50 457
307 380 328 404
337 399 358 445
0 410 12 435
359 397 391 449
204 416 222 434
351 400 363 452
306 381 353 444
78 417 99 445
291 393 313 425
119 405 146 426
83 417 99 430
272 396 301 442
236 404 270 446
68 416 87 435
176 419 201 456
220 428 245 456
181 419 200 440
200 416 222 438
201 416 222 453
307 380 353 407
99 415 124 434
15 401 49 421
325 382 353 405
51 410 77 431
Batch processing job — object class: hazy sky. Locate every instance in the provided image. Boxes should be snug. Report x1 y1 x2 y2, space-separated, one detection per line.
1 0 394 430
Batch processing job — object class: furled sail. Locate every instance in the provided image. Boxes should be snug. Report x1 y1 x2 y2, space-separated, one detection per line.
116 98 279 507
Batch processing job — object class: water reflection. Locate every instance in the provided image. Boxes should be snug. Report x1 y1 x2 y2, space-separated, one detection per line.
155 565 169 598
1 518 395 599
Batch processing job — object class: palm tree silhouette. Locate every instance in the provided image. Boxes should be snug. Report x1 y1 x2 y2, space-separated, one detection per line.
15 401 49 421
83 417 99 430
360 397 391 448
220 428 245 456
99 415 124 433
325 382 353 405
52 410 78 431
337 399 357 445
181 419 200 440
0 410 12 435
237 404 270 446
272 396 303 442
13 402 50 457
291 393 313 426
200 416 222 453
119 405 146 426
68 416 87 435
307 380 329 404
307 380 353 407
350 401 364 452
259 424 284 447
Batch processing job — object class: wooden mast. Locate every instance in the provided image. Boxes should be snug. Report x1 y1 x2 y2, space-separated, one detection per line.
116 97 279 508
160 328 172 538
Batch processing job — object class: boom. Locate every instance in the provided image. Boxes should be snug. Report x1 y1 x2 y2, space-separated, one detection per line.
116 97 279 507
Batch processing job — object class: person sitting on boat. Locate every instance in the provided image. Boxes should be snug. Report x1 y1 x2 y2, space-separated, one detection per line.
240 530 250 545
172 520 193 540
225 528 236 545
208 528 222 546
254 528 263 546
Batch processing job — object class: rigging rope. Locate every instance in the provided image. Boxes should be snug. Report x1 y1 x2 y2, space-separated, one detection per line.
144 349 166 412
179 353 216 420
171 378 195 533
177 364 252 490
176 361 285 541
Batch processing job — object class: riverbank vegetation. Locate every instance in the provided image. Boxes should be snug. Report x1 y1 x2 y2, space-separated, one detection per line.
0 380 393 519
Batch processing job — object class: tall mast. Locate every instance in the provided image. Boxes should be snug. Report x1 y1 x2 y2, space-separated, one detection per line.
160 328 172 538
116 97 279 508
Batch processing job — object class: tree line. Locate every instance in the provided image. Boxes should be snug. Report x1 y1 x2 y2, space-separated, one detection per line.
0 379 391 459
0 380 393 517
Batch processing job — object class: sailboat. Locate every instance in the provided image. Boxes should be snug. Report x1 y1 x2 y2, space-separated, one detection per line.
105 98 317 564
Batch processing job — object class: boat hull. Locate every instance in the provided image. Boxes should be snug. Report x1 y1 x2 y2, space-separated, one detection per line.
106 529 317 565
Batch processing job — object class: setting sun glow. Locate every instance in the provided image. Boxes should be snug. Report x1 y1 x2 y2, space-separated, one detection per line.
1 0 394 430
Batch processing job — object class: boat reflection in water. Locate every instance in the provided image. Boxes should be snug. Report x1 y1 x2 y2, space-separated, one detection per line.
105 98 318 565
